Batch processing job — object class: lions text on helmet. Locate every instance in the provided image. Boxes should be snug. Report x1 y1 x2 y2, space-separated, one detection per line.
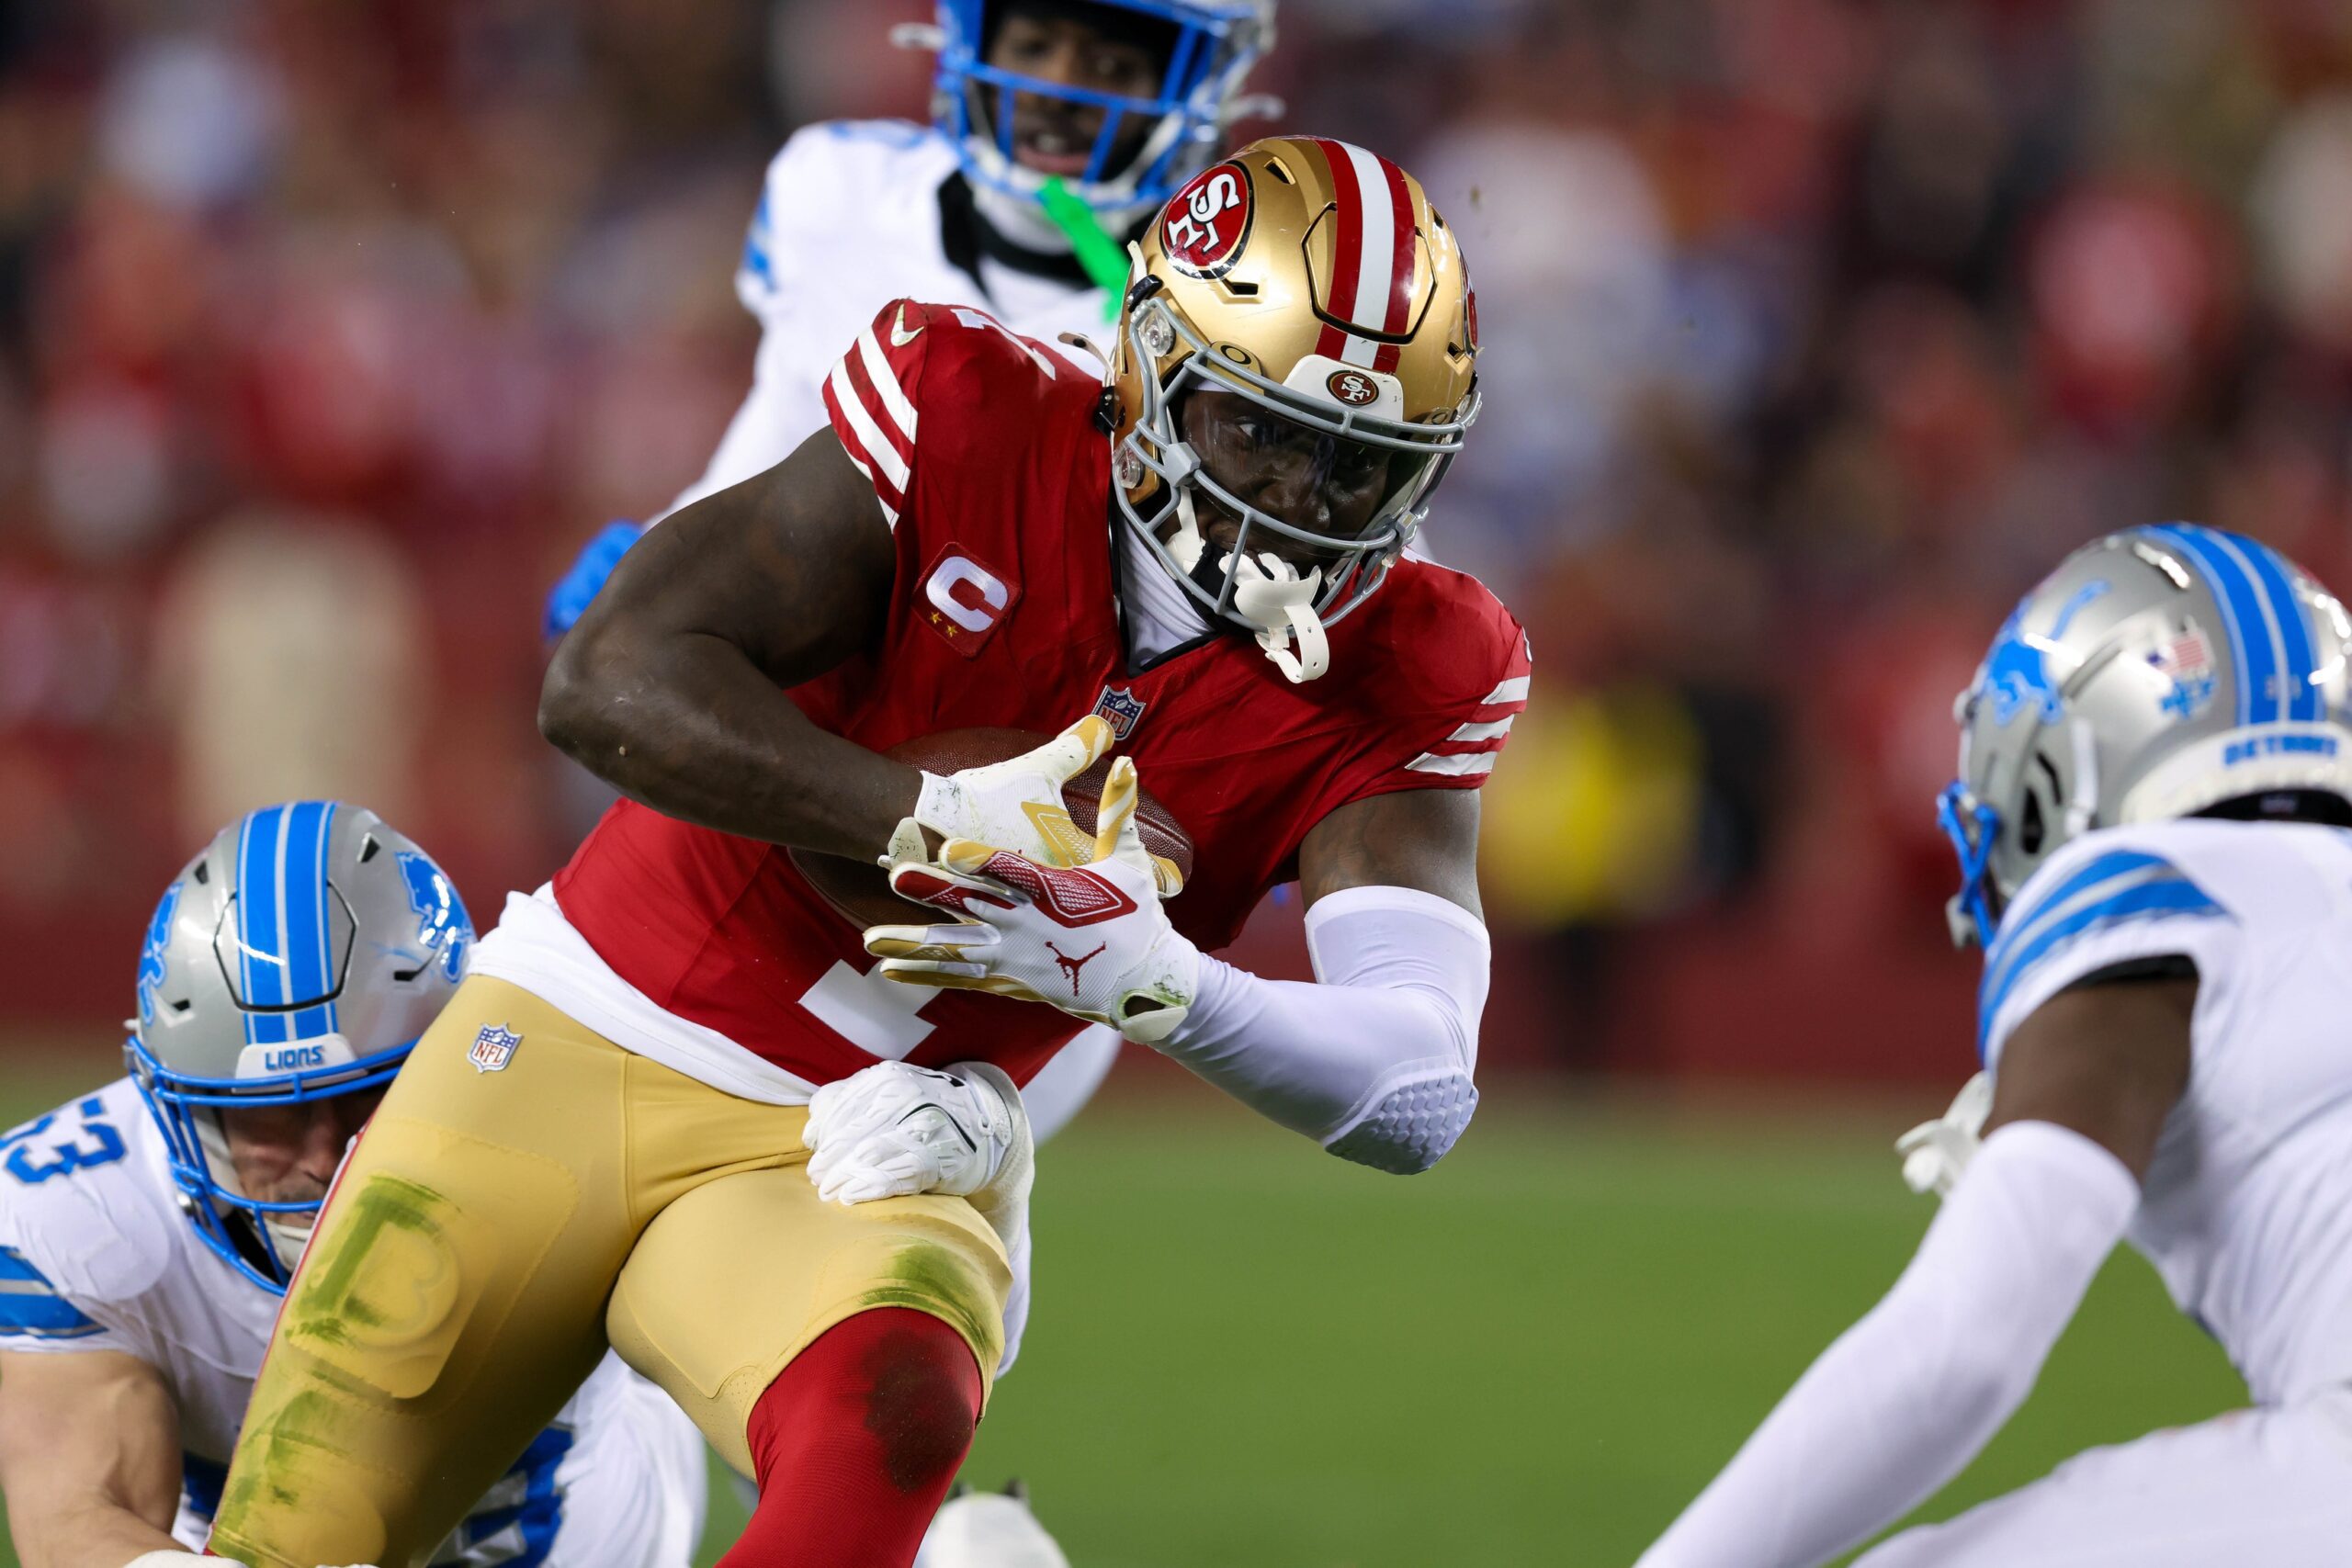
1110 136 1481 682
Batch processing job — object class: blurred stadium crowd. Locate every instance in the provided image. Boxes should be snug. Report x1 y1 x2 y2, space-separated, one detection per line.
6 0 2352 1082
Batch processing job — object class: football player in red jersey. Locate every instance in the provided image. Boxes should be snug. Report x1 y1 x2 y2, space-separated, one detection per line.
208 135 1521 1568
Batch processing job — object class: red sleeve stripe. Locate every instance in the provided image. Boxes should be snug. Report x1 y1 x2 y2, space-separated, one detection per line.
855 321 921 445
1405 750 1498 778
820 368 903 526
827 355 909 491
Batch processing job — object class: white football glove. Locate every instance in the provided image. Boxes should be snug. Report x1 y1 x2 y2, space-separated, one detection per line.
866 758 1201 1044
803 1060 1025 1206
886 715 1118 876
917 1486 1070 1568
1895 1071 1994 1199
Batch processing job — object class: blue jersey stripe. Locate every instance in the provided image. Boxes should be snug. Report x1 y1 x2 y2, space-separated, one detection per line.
2146 525 2278 724
451 1426 574 1567
183 1451 228 1520
1979 875 2226 1056
0 1282 104 1337
0 1247 99 1337
2222 531 2322 723
1984 849 2168 976
512 1424 574 1568
1984 864 2211 1011
741 191 775 290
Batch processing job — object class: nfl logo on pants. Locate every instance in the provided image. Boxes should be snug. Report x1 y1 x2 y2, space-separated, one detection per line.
469 1023 522 1074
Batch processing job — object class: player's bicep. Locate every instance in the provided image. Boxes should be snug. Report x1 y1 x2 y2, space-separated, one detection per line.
0 1348 183 1540
1299 787 1483 919
565 424 896 685
1984 974 2195 1180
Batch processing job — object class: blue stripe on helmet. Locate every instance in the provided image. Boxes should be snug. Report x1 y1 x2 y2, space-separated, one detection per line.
2215 530 2322 723
1978 874 2226 1058
279 801 339 1039
237 807 287 1043
2145 525 2278 725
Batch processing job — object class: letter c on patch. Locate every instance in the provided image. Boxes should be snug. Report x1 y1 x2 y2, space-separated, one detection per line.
926 556 1009 635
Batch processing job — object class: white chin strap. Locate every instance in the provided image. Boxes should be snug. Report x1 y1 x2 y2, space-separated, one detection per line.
1170 489 1330 682
1229 551 1329 683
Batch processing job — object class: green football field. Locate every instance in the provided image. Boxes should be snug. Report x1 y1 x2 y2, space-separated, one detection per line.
0 1067 2245 1567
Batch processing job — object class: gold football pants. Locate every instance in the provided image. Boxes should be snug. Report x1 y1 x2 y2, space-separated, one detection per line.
207 976 1011 1568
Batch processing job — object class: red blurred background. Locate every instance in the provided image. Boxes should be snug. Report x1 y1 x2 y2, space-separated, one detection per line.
9 0 2352 1088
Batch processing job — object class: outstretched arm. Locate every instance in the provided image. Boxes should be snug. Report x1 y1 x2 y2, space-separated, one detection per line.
539 428 920 860
1635 977 2191 1568
0 1349 185 1568
1143 789 1489 1171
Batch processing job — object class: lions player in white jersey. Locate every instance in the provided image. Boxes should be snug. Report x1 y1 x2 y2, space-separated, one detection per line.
0 804 706 1568
1640 523 2352 1566
545 0 1279 1151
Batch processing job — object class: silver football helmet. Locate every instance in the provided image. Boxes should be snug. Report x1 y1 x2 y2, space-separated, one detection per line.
125 802 471 1292
1939 523 2352 946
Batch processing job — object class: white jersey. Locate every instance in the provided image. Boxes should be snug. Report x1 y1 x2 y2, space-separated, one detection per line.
662 118 1111 517
1978 818 2352 1404
0 1077 707 1566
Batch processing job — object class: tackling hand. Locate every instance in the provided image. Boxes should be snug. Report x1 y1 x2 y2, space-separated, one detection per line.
802 1060 1025 1206
866 757 1201 1044
886 715 1124 879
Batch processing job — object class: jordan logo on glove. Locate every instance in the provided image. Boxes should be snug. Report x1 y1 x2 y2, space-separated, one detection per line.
1047 942 1106 995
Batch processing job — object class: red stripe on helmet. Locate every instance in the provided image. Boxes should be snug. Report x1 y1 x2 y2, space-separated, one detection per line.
1316 137 1366 336
1377 155 1416 336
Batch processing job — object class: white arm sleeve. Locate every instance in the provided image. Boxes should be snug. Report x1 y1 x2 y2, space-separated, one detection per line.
1151 886 1489 1174
1638 1122 2139 1568
1018 1026 1121 1145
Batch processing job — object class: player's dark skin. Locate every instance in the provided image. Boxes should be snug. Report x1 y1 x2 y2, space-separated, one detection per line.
984 3 1173 178
1983 974 2191 1179
541 394 1482 916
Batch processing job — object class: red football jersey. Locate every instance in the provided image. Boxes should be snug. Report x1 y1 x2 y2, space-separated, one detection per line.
554 300 1530 1088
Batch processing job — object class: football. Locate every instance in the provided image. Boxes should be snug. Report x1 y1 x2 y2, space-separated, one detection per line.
789 728 1196 931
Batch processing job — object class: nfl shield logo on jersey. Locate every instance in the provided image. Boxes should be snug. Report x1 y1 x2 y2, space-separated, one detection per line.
1092 684 1148 740
469 1023 522 1075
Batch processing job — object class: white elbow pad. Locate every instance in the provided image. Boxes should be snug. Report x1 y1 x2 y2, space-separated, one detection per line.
1325 1069 1478 1174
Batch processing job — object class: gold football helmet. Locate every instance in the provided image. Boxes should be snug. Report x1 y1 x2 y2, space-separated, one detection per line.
1108 134 1479 682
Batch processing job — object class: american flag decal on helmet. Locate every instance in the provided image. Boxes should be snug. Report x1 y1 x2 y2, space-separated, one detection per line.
1307 138 1420 375
2149 622 2218 719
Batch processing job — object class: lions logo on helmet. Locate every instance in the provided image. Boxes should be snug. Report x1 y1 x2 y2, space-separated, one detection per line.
124 803 472 1292
1939 524 2352 947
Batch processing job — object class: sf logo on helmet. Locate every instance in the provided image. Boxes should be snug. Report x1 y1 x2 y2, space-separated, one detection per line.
1326 369 1381 407
1163 163 1253 279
